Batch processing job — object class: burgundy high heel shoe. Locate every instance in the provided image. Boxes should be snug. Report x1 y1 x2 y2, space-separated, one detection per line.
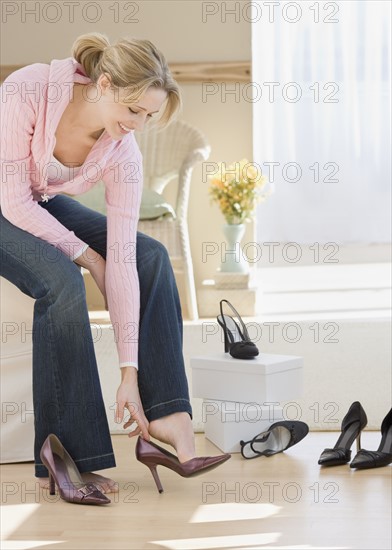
135 436 231 493
40 433 111 505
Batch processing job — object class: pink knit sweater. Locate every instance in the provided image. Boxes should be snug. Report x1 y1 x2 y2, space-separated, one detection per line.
0 57 143 370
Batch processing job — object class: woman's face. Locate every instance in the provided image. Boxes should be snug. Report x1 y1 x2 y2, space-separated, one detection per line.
96 73 168 139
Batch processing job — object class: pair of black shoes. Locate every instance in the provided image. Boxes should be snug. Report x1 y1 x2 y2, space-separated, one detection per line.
240 421 309 459
318 402 392 470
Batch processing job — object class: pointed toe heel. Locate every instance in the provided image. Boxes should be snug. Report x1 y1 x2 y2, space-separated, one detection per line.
135 436 231 493
40 433 111 505
318 447 353 466
350 407 392 470
318 402 367 467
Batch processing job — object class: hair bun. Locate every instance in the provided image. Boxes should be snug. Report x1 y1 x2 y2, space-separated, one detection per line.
71 32 110 80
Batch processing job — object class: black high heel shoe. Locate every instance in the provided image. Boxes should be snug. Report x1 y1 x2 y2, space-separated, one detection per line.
240 421 309 459
217 299 259 359
318 401 367 466
350 407 392 469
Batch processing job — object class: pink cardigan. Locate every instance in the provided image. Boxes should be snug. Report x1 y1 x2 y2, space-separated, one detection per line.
0 57 143 370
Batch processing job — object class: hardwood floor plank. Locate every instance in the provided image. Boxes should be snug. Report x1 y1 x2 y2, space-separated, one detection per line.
1 432 391 549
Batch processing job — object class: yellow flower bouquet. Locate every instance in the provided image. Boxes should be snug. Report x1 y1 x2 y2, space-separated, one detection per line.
208 159 268 225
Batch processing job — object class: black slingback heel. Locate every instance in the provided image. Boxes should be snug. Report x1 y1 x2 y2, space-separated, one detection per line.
350 407 392 469
318 401 367 466
240 421 309 459
217 299 259 360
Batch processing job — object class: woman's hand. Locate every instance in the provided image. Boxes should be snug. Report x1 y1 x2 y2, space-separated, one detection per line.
74 247 108 310
90 257 108 310
116 368 150 440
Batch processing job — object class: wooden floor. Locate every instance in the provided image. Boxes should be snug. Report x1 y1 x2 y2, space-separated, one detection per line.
1 432 391 550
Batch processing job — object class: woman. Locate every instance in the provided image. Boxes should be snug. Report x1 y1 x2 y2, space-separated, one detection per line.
0 32 229 496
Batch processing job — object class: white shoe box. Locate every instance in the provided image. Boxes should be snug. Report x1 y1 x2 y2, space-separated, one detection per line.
191 352 303 405
202 400 284 453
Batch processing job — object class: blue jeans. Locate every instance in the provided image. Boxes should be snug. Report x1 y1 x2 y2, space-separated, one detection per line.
0 195 192 477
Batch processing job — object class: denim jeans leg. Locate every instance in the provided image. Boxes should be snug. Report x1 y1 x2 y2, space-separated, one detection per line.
39 195 193 422
135 235 193 422
0 206 116 477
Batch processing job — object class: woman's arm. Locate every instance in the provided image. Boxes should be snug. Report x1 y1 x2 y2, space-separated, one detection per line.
102 139 150 439
0 72 89 260
102 136 143 371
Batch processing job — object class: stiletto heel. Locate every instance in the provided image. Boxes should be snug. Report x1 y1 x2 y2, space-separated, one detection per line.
146 463 164 493
217 299 259 359
318 402 367 467
40 433 111 505
356 433 361 453
49 472 55 496
135 436 231 494
351 407 392 469
223 330 229 353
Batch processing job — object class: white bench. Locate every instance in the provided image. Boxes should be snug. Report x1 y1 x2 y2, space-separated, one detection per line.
0 277 35 463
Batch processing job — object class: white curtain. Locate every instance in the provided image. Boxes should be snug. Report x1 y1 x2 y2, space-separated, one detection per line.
252 0 391 243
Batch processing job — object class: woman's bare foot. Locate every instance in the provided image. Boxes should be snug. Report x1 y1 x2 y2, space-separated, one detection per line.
37 472 119 494
148 412 196 463
80 473 119 493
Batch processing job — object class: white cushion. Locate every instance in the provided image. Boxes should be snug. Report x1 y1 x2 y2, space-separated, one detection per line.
139 188 176 220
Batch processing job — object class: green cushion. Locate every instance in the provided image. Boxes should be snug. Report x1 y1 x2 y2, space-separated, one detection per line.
139 188 176 220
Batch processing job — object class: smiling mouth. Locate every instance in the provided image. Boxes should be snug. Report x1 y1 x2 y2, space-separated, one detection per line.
119 122 134 133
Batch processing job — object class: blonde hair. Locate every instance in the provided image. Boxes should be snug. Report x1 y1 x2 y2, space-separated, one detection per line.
71 32 182 128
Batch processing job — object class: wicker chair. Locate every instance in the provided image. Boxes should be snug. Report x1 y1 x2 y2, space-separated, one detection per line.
134 120 211 320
